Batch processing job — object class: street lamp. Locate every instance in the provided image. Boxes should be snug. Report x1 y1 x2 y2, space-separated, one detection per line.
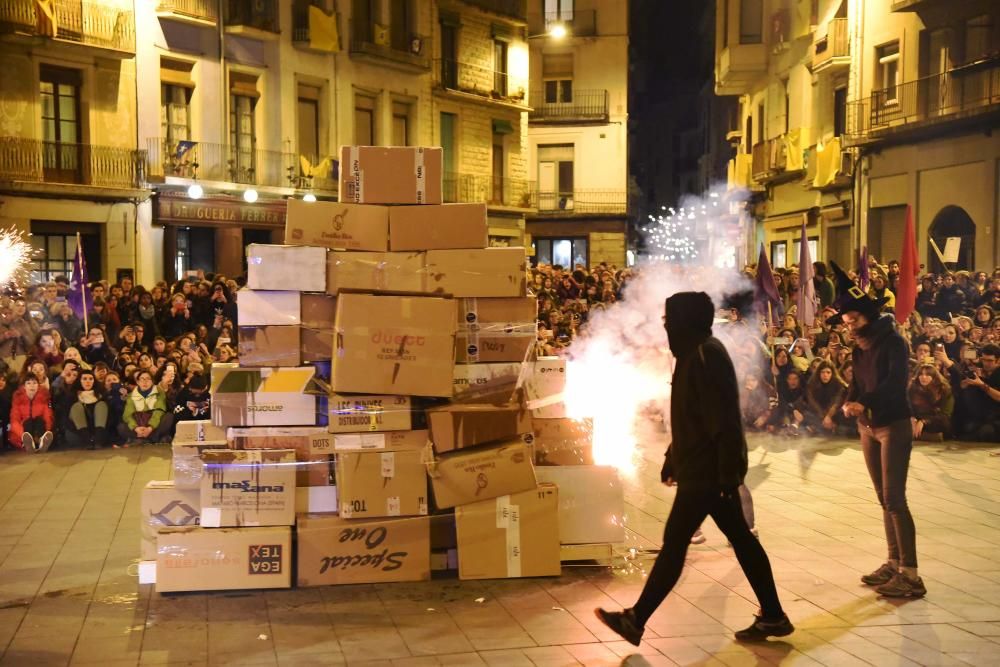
528 22 569 40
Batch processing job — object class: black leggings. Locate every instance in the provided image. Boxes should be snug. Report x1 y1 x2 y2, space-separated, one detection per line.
633 486 784 626
860 419 917 568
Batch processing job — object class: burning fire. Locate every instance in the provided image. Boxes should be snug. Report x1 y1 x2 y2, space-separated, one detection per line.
0 227 32 289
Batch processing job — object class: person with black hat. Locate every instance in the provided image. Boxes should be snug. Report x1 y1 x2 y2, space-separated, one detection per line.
827 261 926 598
594 292 792 645
174 374 211 422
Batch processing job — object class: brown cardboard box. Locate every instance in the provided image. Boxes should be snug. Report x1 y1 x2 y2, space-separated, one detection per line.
328 394 423 433
388 203 488 251
524 357 567 418
285 199 389 251
211 365 319 427
452 362 525 404
326 251 425 294
335 449 428 519
455 297 537 363
174 420 227 445
238 290 302 326
455 484 561 580
199 449 297 527
301 293 337 329
302 326 334 362
296 515 430 586
424 248 527 298
172 441 222 489
340 146 443 205
225 427 334 488
238 326 302 367
246 244 326 292
427 440 537 510
156 526 291 592
332 429 429 451
533 418 595 466
535 466 625 544
427 403 533 454
332 294 457 397
140 481 200 561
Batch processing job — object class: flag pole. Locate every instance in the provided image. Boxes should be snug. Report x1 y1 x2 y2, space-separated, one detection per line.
77 232 88 334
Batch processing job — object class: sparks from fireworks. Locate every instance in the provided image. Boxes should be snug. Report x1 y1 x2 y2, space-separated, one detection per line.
0 228 32 289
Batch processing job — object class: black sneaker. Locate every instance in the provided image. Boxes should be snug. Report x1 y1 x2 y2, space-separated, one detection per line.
861 562 897 586
876 572 927 598
594 608 644 646
734 614 794 642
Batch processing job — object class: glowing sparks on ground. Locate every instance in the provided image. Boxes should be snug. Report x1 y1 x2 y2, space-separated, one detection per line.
0 227 32 288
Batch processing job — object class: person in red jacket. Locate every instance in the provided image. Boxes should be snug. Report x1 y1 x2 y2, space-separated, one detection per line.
8 376 54 452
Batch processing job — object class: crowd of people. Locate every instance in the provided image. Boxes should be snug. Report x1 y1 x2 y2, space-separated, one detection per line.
0 274 239 452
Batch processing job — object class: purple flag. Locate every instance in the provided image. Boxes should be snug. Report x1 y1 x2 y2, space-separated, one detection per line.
754 244 783 320
67 239 91 322
858 246 870 291
797 219 817 329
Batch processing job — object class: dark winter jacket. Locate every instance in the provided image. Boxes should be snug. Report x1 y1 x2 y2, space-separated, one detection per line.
661 292 748 490
847 314 912 427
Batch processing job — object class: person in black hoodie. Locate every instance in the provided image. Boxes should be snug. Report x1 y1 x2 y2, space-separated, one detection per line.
828 261 925 598
595 292 792 645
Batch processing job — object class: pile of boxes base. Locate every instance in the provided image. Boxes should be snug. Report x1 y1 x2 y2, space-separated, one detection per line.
140 146 624 592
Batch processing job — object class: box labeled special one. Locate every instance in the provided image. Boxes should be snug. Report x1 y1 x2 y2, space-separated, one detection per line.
156 526 291 593
200 449 297 527
211 365 318 427
332 294 457 397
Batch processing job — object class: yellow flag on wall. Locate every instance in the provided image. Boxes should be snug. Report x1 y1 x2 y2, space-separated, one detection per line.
308 6 340 52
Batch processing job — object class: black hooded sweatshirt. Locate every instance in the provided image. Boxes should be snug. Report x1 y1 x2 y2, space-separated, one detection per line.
661 292 748 490
847 314 911 427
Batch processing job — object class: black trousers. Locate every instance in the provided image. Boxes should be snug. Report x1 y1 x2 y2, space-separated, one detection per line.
860 418 918 568
633 486 785 626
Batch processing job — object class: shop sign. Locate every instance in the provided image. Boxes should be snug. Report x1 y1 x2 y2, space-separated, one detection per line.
157 196 285 228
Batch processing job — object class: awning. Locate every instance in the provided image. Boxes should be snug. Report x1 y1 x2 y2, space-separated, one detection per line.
492 119 515 135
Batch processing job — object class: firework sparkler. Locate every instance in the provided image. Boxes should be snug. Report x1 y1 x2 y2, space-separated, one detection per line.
0 227 33 289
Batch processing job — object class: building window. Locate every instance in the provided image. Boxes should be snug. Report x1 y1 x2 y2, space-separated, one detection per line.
964 15 993 64
770 240 786 269
354 93 376 145
392 100 412 146
175 228 191 279
491 131 505 204
39 66 81 183
542 53 573 103
533 237 587 268
440 111 457 200
30 233 77 283
229 72 259 184
876 42 900 101
389 0 412 52
297 84 321 159
439 18 458 88
722 0 729 48
756 102 765 143
493 40 509 96
833 86 847 137
740 0 763 44
538 144 574 211
782 78 790 133
353 0 374 42
543 0 573 24
792 238 818 264
162 84 191 147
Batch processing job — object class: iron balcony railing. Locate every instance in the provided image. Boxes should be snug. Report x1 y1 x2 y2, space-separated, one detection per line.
434 59 527 104
225 0 279 34
0 137 143 189
443 172 535 209
156 0 218 24
528 89 609 122
348 19 429 69
527 9 596 38
813 17 848 70
532 190 627 215
458 0 526 21
751 138 786 180
0 0 136 54
846 57 1000 143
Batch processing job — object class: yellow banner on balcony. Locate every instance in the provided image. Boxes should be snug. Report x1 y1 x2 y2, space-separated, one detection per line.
36 0 57 37
813 137 842 188
784 129 804 172
309 6 340 52
728 154 753 190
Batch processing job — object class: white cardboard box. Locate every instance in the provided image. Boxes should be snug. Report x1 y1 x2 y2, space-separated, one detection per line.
524 357 567 418
247 244 326 292
535 466 624 544
237 290 303 326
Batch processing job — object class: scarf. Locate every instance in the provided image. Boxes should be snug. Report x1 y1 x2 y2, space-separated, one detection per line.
78 390 98 405
139 304 156 320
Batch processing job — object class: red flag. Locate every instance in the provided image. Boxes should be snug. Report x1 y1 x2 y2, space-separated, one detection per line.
895 205 918 324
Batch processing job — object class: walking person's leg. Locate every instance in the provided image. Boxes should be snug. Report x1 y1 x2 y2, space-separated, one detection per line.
738 484 756 533
873 420 924 598
859 424 901 586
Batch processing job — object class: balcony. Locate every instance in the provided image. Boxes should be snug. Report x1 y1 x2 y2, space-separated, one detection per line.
224 0 279 40
348 19 429 72
433 59 528 110
751 138 785 182
0 0 135 56
812 18 849 73
443 173 535 210
891 0 945 11
715 43 767 95
527 9 596 38
458 0 527 22
532 190 627 216
846 57 1000 146
155 0 218 28
528 89 609 124
292 4 339 53
0 137 143 190
145 138 340 192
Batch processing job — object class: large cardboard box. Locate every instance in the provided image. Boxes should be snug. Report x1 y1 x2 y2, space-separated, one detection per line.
336 449 428 518
452 362 525 404
237 326 302 367
427 403 533 454
140 481 200 561
424 248 527 298
533 418 595 466
326 251 425 295
174 420 226 445
296 515 430 586
301 293 337 329
156 526 291 592
332 294 457 397
238 290 302 326
455 297 537 363
200 449 297 527
302 326 334 362
246 244 326 292
172 441 221 489
328 394 423 433
535 466 625 544
524 357 567 418
296 486 339 514
340 146 443 205
388 203 488 251
333 429 429 451
285 199 389 251
211 365 318 427
455 484 561 580
225 426 333 487
427 440 536 510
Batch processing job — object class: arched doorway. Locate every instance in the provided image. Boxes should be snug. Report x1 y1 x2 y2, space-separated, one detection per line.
928 205 975 273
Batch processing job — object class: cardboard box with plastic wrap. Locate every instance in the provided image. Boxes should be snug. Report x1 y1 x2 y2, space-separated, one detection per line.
199 449 297 527
455 297 537 363
156 526 291 592
426 439 536 510
326 251 426 295
140 481 200 561
424 248 527 298
335 449 428 519
246 244 326 292
340 146 443 205
427 403 533 455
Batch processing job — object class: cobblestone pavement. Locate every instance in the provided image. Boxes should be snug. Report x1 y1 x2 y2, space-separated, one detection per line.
1 424 999 666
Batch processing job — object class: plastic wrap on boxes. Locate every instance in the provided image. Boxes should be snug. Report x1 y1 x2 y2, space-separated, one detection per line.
174 420 227 445
246 244 327 292
237 289 302 326
456 297 537 363
426 403 533 454
156 526 292 592
424 248 528 298
200 449 297 527
326 251 426 295
211 364 323 427
452 362 527 405
140 481 200 561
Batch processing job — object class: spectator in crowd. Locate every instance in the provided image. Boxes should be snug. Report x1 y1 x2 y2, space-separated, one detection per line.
803 360 847 436
119 369 173 446
8 376 53 452
64 369 111 450
908 363 952 442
